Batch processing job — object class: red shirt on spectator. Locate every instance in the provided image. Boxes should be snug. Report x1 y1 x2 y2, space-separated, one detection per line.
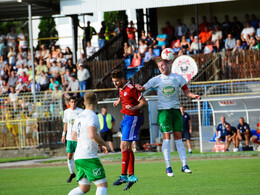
126 27 136 40
119 81 142 116
199 31 212 44
18 76 29 83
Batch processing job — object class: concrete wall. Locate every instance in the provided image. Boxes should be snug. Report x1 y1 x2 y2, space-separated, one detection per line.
157 0 260 33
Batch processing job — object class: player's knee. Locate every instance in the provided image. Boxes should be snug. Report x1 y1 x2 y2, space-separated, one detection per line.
97 181 108 188
79 185 90 193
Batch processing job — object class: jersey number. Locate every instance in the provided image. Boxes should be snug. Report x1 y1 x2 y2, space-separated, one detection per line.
77 122 81 138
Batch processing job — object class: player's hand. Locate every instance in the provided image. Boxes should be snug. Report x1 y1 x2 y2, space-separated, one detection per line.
113 99 120 107
61 136 65 144
125 105 137 110
135 84 145 91
189 129 192 134
194 95 201 100
102 146 108 154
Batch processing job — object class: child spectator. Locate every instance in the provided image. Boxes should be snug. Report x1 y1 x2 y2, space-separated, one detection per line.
7 47 16 66
249 38 260 50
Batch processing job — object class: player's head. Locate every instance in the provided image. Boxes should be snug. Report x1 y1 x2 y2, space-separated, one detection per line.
220 116 226 123
101 106 107 115
225 123 231 131
69 96 77 109
239 117 244 125
84 91 97 107
111 69 125 89
156 58 171 75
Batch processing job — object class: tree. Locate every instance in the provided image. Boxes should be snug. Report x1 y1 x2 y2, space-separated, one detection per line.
37 17 58 49
103 11 128 33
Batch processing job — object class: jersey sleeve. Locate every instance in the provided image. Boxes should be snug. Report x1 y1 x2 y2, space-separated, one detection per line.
72 118 79 132
144 77 156 90
63 110 68 123
216 124 220 131
187 114 191 120
89 115 100 130
178 74 187 88
130 87 143 101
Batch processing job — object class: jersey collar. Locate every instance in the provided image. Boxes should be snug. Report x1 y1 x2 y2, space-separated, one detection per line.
121 81 130 90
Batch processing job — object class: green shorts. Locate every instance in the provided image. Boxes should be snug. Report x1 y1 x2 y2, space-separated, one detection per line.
66 140 77 153
157 108 183 133
75 158 106 183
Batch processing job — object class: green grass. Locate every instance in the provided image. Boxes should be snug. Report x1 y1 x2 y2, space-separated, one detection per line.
0 158 259 195
0 156 46 163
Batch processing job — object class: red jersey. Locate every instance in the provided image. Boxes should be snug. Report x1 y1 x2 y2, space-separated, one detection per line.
119 81 142 116
126 27 136 40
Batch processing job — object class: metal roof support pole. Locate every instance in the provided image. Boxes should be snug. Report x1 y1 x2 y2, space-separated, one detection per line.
197 100 203 153
28 2 36 105
195 4 200 54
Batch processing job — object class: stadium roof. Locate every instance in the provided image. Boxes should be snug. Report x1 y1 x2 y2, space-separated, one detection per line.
0 0 60 20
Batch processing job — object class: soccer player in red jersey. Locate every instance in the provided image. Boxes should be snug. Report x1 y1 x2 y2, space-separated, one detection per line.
111 69 147 191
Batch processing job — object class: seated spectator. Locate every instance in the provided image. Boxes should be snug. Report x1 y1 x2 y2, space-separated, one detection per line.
64 47 73 60
172 39 181 54
17 64 28 77
225 123 237 152
199 26 212 45
0 57 4 76
250 14 259 29
249 38 260 50
27 80 40 94
77 52 86 65
18 71 29 84
216 116 228 144
138 40 147 58
156 28 168 50
199 16 210 33
17 47 27 60
241 22 255 42
77 63 90 97
232 39 245 52
211 25 223 52
144 47 157 62
37 70 49 91
49 77 60 91
126 21 137 49
62 68 71 88
0 80 9 94
175 19 188 39
64 73 79 100
39 44 50 61
8 87 18 111
0 30 6 57
57 52 67 65
190 36 202 54
235 117 252 151
51 45 59 59
180 36 190 55
17 83 28 95
140 30 148 44
17 27 28 50
123 42 133 58
255 22 260 41
147 32 156 47
15 78 24 91
7 47 16 66
35 59 48 81
251 117 260 147
16 54 27 68
8 70 18 88
65 58 76 73
225 33 236 51
57 61 65 76
86 41 96 58
164 21 174 42
49 60 59 78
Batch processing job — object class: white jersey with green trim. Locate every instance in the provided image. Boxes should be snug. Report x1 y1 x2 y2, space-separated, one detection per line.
72 109 100 160
144 73 187 110
63 107 83 141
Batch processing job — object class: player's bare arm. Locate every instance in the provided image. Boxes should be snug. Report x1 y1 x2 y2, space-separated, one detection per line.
61 123 67 144
135 84 146 92
113 98 120 107
183 88 201 100
125 97 148 111
72 130 77 142
88 126 108 154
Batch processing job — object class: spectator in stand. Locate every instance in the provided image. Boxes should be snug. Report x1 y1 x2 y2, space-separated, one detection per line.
255 22 260 41
6 27 17 51
216 116 228 144
17 62 28 77
0 57 4 76
49 77 60 91
140 30 148 44
7 47 16 66
235 117 252 151
211 16 221 31
86 41 96 58
62 68 71 88
225 123 237 152
9 87 18 111
114 21 122 36
0 80 9 94
249 38 260 50
250 14 259 29
126 21 137 49
0 31 6 57
199 26 212 45
222 15 232 38
39 44 50 61
64 47 73 60
164 21 174 43
64 73 79 100
16 54 26 68
49 60 59 78
199 16 210 33
147 32 156 47
35 59 48 78
232 39 245 52
241 22 255 42
77 52 86 65
37 70 49 91
18 71 29 84
180 36 191 55
144 47 156 62
15 78 23 91
57 52 67 65
18 47 27 60
189 17 197 36
3 62 11 79
225 33 236 51
156 28 168 50
123 42 133 59
175 19 188 39
211 25 223 52
80 21 97 56
8 70 18 88
231 16 243 39
77 62 90 97
98 21 107 49
138 40 148 58
190 36 202 54
66 59 76 73
17 27 28 50
17 83 28 95
51 45 59 59
57 60 65 76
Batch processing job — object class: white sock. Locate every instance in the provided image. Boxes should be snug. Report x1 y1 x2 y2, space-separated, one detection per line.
162 139 171 168
175 139 187 166
189 148 192 152
68 187 84 195
96 187 107 195
68 159 75 174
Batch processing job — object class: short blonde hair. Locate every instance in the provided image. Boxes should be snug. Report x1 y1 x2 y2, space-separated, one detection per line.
84 91 97 105
155 57 166 64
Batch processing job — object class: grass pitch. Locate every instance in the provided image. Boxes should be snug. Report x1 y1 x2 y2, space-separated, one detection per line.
0 157 259 195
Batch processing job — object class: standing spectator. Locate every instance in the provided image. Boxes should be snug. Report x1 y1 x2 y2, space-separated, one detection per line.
211 25 223 52
222 15 232 38
80 21 97 56
64 73 79 100
249 38 260 50
180 106 193 154
164 21 174 43
98 21 107 49
216 116 228 144
190 36 202 54
126 21 137 49
6 27 17 51
37 70 49 91
175 19 188 39
114 21 122 36
17 27 28 50
86 41 96 58
140 30 148 44
123 42 133 59
225 123 237 152
77 52 86 65
49 77 60 91
144 47 156 62
225 33 236 51
7 47 16 66
98 106 116 153
250 14 259 29
232 39 245 52
235 117 252 151
199 16 210 33
147 32 156 47
211 16 221 31
231 16 243 39
156 28 168 50
189 17 197 36
77 63 90 97
0 30 6 57
241 22 255 42
255 22 260 41
8 70 18 88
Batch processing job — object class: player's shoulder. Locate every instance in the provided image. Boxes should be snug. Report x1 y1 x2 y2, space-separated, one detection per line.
64 108 71 113
76 107 84 112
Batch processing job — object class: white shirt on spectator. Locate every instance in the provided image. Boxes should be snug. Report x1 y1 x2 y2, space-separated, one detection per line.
177 26 182 36
17 33 28 48
211 31 222 42
16 59 27 67
8 51 16 65
86 46 96 58
0 35 6 43
77 68 90 82
6 32 17 48
17 68 29 76
241 27 255 40
68 79 79 91
256 28 260 38
37 74 49 85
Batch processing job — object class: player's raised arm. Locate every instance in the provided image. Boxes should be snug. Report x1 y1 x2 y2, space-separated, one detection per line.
183 85 201 100
88 126 108 154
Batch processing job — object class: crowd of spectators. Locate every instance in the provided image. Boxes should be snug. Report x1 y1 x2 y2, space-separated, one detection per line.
122 14 260 67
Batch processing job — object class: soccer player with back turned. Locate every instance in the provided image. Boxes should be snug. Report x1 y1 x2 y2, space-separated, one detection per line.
111 69 148 190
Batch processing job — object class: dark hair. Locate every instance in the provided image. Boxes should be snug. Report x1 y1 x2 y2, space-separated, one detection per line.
111 69 124 79
102 106 107 109
69 96 77 101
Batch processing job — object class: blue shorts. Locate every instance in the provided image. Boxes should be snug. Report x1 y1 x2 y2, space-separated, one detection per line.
121 115 143 142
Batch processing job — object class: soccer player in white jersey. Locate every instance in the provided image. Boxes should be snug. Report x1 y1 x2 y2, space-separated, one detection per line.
68 91 108 195
62 97 83 183
136 58 201 177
